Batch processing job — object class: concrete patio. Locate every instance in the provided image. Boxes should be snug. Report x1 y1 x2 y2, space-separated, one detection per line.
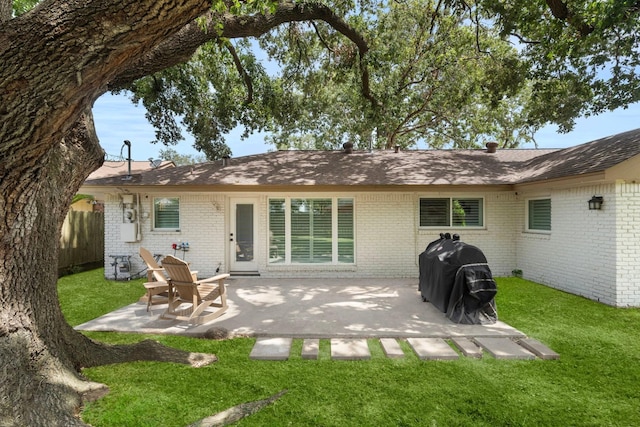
75 277 525 339
76 277 563 360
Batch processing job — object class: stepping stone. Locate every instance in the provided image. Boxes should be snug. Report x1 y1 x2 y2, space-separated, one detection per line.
451 337 483 358
474 337 535 360
250 337 292 361
407 338 459 360
331 339 371 360
518 338 560 360
302 339 320 360
380 338 405 359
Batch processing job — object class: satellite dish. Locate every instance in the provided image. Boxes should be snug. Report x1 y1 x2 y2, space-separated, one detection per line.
149 158 162 169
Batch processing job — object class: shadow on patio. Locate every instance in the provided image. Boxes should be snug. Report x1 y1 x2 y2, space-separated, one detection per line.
75 277 525 339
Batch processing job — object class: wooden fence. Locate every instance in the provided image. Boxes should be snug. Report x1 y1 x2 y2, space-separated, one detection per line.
58 211 104 273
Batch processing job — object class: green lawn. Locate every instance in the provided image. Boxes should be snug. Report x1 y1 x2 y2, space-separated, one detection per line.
58 269 640 426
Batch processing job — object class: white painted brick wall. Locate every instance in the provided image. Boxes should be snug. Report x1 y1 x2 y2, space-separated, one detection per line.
257 193 418 278
101 186 640 307
355 193 417 277
615 182 640 306
415 192 520 277
260 191 518 279
105 190 519 280
516 184 619 305
104 193 226 280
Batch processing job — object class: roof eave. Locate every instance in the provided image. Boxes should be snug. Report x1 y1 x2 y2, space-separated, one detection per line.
514 171 607 191
80 183 516 194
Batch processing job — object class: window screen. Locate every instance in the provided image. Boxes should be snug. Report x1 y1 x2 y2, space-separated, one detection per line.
528 198 551 231
420 197 483 227
452 199 483 227
153 197 179 230
419 198 450 227
269 197 354 264
269 199 286 263
337 198 354 263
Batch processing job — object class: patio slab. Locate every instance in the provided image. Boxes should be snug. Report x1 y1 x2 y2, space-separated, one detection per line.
331 338 371 360
301 339 320 360
474 337 536 360
518 338 560 360
380 338 405 359
407 338 459 360
75 277 526 340
249 337 292 361
451 337 483 358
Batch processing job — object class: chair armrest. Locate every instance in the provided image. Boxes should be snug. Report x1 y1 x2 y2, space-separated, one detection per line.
143 281 168 289
196 273 231 285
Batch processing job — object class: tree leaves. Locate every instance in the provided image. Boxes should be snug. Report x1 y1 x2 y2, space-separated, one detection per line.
479 0 640 128
124 0 640 157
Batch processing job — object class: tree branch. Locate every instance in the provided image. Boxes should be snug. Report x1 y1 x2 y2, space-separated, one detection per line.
545 0 594 37
509 32 540 45
108 1 378 107
223 40 254 104
311 20 335 53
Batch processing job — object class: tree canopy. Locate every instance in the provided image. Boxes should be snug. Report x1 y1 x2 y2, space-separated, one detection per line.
483 0 640 131
118 0 640 157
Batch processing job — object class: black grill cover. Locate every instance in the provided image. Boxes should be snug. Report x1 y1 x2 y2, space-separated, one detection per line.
419 235 498 324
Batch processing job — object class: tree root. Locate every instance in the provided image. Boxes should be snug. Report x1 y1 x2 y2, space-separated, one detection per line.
187 389 288 427
81 338 218 368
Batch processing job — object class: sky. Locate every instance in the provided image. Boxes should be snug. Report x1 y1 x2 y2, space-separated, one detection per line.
93 92 640 162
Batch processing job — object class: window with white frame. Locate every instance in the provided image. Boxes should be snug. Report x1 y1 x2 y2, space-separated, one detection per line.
268 197 354 264
153 197 180 230
419 197 484 227
527 198 551 232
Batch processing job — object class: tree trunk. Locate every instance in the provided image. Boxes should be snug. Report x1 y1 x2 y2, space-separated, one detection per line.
0 1 215 424
0 110 218 425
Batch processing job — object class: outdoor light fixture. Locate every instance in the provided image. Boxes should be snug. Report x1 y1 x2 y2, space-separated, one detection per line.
588 195 604 210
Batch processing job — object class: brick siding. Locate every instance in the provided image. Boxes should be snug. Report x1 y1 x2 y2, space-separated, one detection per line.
102 186 640 306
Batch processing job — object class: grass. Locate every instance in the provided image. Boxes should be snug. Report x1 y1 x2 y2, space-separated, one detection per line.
57 270 145 326
58 270 640 426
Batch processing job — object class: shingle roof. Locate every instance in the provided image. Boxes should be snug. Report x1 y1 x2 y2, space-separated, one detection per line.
84 148 554 187
83 128 640 188
86 160 175 180
517 128 640 183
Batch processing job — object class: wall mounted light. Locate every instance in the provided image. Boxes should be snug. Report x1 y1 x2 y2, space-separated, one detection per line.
588 195 604 210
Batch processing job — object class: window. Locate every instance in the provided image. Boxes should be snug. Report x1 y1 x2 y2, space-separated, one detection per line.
527 198 551 231
153 197 179 230
269 200 286 261
337 198 354 263
268 197 354 264
419 197 483 227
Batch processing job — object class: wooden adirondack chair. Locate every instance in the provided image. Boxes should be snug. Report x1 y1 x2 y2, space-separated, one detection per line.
160 255 230 324
139 247 170 312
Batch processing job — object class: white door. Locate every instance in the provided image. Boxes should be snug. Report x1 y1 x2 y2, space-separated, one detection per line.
230 199 258 272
